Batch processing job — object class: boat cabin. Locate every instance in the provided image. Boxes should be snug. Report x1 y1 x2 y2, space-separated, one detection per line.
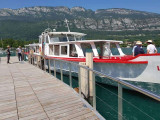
26 30 125 59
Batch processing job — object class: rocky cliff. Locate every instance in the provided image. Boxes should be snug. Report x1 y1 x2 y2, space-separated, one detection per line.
1 6 160 31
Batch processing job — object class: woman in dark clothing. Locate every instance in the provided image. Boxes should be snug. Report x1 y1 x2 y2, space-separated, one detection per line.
6 45 11 63
134 41 145 56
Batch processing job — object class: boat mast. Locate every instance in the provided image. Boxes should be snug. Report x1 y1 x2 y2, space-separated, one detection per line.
64 19 70 32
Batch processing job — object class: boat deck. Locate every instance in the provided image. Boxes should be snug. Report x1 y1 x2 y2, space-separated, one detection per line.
0 57 103 120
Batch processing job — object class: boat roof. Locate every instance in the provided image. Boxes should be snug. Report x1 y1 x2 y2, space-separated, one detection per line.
49 40 123 45
47 32 86 36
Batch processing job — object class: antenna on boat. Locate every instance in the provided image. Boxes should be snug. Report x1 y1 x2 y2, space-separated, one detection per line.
64 19 70 32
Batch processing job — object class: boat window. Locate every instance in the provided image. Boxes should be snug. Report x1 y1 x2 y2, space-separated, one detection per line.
75 36 84 41
81 43 93 56
67 34 75 41
61 45 68 55
95 42 104 57
110 43 120 55
95 42 113 58
49 45 53 55
50 37 59 42
50 35 67 43
59 36 67 42
54 45 59 55
70 44 78 57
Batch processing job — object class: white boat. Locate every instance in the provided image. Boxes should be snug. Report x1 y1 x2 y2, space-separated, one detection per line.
25 21 160 91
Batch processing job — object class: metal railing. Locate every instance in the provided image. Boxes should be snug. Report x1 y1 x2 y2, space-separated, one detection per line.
27 53 160 120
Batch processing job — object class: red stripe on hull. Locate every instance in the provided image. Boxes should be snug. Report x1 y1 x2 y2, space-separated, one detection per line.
157 66 160 71
45 56 148 64
25 53 160 64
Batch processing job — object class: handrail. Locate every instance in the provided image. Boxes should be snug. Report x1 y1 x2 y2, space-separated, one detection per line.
42 55 160 102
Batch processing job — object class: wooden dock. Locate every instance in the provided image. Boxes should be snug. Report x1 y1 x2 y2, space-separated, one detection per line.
0 57 104 120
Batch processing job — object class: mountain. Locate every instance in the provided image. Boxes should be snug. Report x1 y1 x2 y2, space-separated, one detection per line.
0 6 160 41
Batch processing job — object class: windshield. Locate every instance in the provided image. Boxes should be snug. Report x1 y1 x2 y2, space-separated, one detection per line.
50 35 67 43
67 34 75 41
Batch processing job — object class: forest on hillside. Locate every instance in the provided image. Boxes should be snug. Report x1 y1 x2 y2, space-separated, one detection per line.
0 38 38 49
1 21 160 48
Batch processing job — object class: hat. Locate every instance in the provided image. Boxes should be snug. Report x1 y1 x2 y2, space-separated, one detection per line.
19 46 21 48
147 40 153 43
136 41 142 45
7 45 10 48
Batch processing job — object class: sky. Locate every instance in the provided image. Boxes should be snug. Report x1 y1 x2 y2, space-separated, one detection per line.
0 0 160 14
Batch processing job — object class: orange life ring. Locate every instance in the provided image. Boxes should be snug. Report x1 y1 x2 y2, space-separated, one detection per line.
39 47 41 52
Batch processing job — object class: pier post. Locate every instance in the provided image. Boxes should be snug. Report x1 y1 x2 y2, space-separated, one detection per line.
48 59 51 74
79 62 89 99
86 52 96 109
28 54 31 64
43 57 46 72
39 56 42 69
36 56 39 67
78 67 81 95
118 83 123 120
54 60 56 77
69 63 72 87
60 61 63 81
32 55 34 65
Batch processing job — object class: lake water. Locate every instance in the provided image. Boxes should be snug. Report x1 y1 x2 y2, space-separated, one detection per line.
53 71 160 120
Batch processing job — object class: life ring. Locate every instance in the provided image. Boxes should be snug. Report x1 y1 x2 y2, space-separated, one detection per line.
39 47 41 52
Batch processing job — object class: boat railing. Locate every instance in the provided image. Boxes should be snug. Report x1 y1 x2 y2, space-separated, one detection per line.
26 53 160 120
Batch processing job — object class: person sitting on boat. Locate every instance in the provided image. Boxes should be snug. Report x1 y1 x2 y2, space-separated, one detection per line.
134 41 145 56
147 40 157 54
132 41 142 57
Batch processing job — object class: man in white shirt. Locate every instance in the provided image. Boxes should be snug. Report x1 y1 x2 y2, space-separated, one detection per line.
16 46 22 61
147 40 157 54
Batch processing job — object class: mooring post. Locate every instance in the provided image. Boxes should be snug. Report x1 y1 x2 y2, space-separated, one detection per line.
32 55 34 65
48 59 51 74
79 62 89 99
28 53 30 64
36 55 39 67
40 56 42 69
44 56 46 72
60 61 63 81
30 55 32 64
118 83 123 120
34 55 36 66
78 66 81 95
69 63 72 87
86 52 95 108
92 72 96 109
54 60 56 77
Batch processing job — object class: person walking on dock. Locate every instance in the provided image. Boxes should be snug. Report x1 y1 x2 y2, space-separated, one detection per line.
147 40 157 54
134 41 145 56
6 45 11 64
16 46 22 61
